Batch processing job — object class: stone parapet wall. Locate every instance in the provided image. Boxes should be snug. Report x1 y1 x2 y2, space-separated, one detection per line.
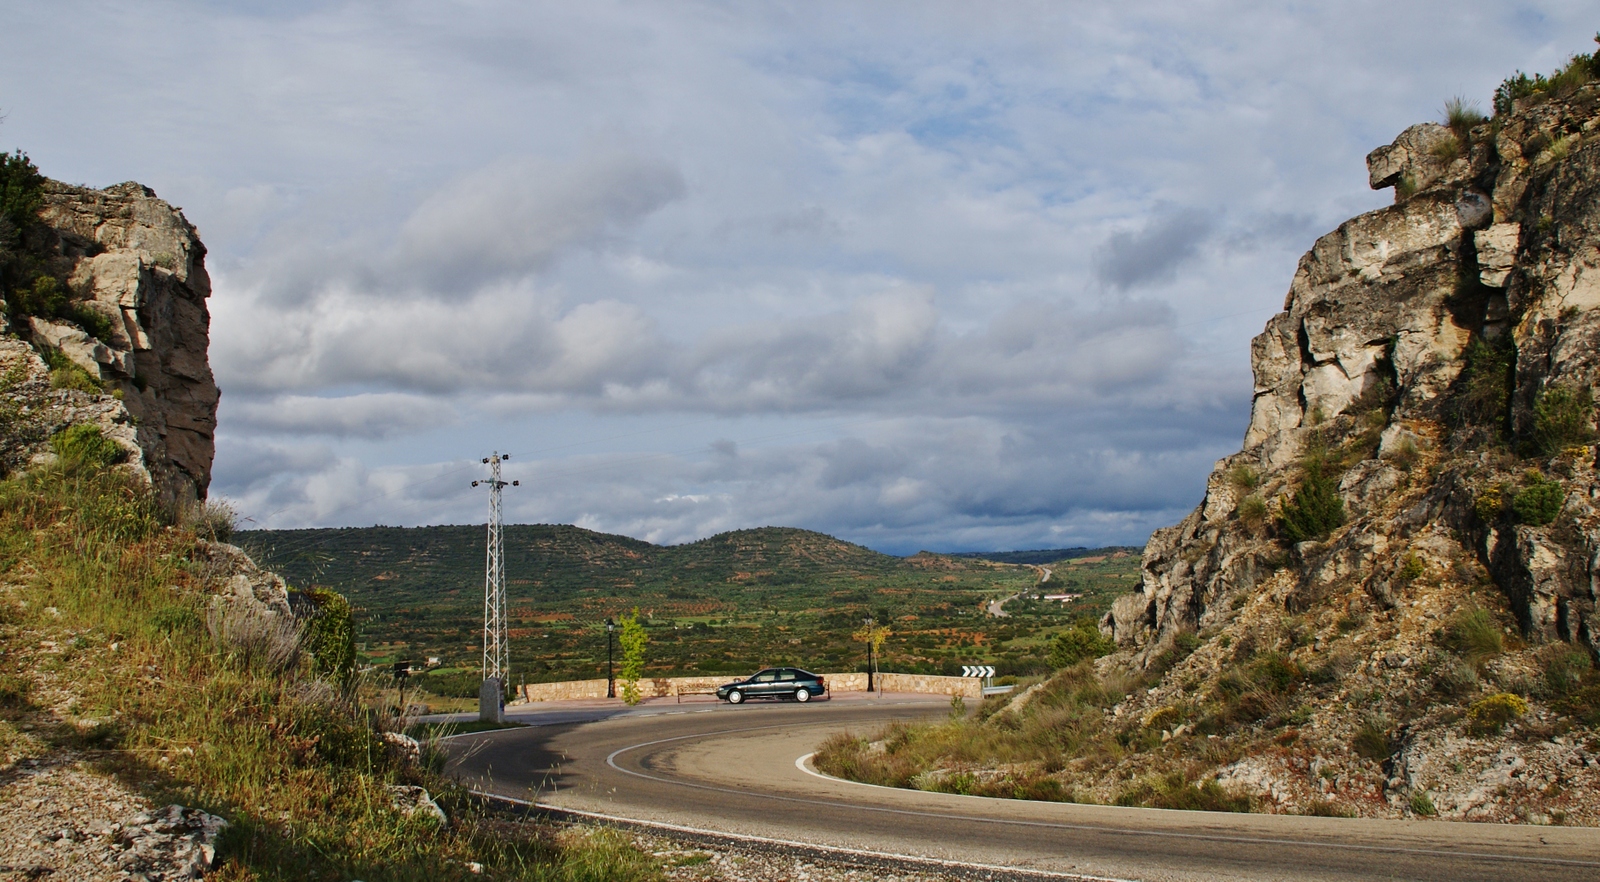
876 673 981 699
519 679 610 702
517 671 981 702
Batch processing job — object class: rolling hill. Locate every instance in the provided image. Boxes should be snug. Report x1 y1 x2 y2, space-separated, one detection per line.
237 525 1142 688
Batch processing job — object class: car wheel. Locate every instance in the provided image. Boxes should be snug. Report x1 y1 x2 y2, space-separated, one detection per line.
727 690 744 704
795 688 811 703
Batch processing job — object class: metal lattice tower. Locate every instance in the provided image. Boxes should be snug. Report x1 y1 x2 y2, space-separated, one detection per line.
472 453 518 682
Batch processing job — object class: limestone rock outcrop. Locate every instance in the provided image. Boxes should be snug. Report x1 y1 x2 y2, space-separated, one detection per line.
1106 83 1600 666
4 181 219 505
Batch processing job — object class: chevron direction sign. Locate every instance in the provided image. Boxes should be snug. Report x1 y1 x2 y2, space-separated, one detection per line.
961 665 995 678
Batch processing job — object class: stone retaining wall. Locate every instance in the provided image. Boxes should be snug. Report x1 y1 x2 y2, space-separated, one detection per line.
517 671 980 702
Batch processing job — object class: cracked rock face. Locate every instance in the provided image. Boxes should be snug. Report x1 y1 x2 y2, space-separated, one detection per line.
1107 83 1600 666
30 181 220 506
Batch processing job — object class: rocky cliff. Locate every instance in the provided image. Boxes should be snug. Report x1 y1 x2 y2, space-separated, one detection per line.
1108 84 1600 662
1086 69 1600 820
1 179 218 505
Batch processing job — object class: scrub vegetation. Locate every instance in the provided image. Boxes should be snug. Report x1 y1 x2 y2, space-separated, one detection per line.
0 452 664 880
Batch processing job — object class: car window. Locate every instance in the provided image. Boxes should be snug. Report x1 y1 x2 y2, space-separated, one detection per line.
777 670 795 681
753 671 777 682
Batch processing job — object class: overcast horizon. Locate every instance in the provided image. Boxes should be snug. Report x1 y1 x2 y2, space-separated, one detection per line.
3 3 1595 555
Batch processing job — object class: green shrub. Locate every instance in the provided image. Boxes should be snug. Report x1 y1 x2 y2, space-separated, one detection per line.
50 424 126 471
1531 383 1595 456
1494 35 1600 116
1456 338 1514 431
1409 790 1438 816
1352 719 1393 760
1466 692 1527 734
300 587 357 679
1540 648 1591 698
1512 472 1565 526
1474 484 1509 522
1395 552 1426 586
0 150 43 233
39 345 104 394
1278 459 1345 543
1116 773 1251 813
1249 653 1302 694
1440 607 1504 669
1050 623 1114 668
4 275 115 342
1227 464 1260 492
1150 630 1201 674
1236 495 1267 530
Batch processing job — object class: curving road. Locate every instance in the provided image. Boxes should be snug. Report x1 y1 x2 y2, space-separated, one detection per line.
443 696 1600 882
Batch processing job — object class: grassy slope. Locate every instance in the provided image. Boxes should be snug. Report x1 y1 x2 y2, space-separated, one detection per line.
239 526 1143 692
0 462 663 881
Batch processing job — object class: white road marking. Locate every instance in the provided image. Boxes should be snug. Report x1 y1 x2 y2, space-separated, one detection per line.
471 788 1130 882
593 724 1600 871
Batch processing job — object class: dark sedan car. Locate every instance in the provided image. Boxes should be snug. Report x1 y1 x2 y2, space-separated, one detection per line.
715 667 827 704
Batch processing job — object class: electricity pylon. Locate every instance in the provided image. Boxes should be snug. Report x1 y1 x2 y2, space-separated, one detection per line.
472 453 518 683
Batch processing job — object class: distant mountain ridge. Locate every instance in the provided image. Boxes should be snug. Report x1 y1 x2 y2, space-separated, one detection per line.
236 523 1012 608
948 547 1142 565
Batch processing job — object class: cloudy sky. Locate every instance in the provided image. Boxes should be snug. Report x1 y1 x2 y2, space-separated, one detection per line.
2 2 1594 553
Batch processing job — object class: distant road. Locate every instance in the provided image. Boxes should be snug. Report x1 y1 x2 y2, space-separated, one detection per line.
988 566 1050 617
444 699 1600 881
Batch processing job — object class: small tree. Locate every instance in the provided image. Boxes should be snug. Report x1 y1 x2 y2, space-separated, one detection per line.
0 150 43 234
1278 458 1345 543
1050 622 1113 668
1531 383 1595 456
617 608 648 706
851 619 891 690
1513 472 1566 526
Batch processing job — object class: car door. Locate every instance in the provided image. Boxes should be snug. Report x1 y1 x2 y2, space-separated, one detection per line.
748 669 780 697
774 668 797 696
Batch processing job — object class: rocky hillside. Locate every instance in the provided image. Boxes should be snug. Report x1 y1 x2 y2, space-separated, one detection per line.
1093 54 1600 819
2 170 218 506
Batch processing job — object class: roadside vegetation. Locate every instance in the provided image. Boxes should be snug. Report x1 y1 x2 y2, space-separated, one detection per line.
0 436 664 880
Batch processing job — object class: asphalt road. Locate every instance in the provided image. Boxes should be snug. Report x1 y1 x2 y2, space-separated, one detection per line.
442 695 1600 882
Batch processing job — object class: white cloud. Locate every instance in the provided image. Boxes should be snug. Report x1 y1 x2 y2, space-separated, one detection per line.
224 393 458 439
396 155 685 288
8 1 1596 551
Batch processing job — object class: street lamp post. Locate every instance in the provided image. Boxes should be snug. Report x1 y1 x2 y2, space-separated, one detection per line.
864 617 875 693
606 618 616 699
